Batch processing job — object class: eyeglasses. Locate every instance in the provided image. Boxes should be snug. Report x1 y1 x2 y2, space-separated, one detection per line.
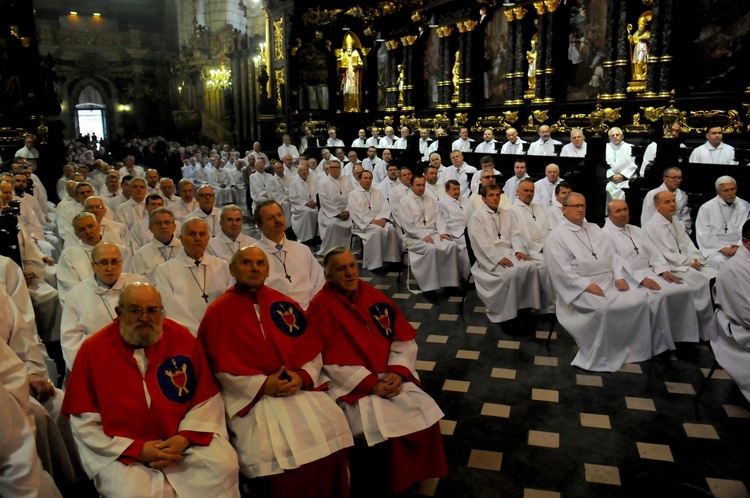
126 306 164 319
564 204 586 209
92 259 122 267
197 193 215 198
151 220 175 226
664 176 682 180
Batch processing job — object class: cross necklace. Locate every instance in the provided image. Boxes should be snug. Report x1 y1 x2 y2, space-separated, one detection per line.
189 262 209 302
621 226 639 254
572 228 597 258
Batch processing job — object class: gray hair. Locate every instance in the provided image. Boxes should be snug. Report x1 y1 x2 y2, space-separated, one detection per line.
715 175 736 191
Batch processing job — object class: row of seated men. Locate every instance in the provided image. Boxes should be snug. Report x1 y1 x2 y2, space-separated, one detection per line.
1 196 449 495
293 121 742 166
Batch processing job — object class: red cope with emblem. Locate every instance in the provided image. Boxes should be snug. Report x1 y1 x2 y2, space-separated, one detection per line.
310 281 417 376
61 318 219 444
198 285 321 378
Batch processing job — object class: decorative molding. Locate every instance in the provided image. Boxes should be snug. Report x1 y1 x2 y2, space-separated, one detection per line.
513 6 528 20
683 110 742 134
533 1 547 15
437 26 454 38
470 112 519 132
544 0 563 13
273 18 284 61
385 40 400 50
400 35 418 46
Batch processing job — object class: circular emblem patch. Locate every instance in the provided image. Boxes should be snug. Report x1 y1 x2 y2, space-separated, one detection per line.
369 303 396 341
157 355 197 404
270 301 307 338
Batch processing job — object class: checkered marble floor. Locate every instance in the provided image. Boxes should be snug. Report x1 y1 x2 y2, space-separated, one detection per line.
245 224 750 498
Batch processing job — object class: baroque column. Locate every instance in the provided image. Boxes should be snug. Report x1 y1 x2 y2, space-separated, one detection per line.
385 40 400 112
401 35 418 112
613 0 628 99
456 20 477 109
509 7 527 105
436 26 453 110
542 0 563 103
600 0 617 99
531 1 547 103
658 0 674 97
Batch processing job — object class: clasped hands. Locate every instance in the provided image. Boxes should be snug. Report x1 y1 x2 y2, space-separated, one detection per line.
264 366 303 398
138 435 190 470
372 372 403 399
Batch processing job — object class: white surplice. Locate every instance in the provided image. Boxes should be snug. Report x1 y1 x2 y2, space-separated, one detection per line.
605 142 637 203
544 219 653 371
186 207 222 237
249 172 274 211
502 173 530 201
57 243 132 305
169 198 199 223
398 191 460 292
560 142 587 157
474 140 498 153
688 141 737 165
207 231 258 264
527 138 561 156
60 273 144 370
114 198 147 230
500 139 527 155
154 251 233 336
532 178 561 209
132 236 183 283
441 163 477 198
268 174 294 228
348 185 402 270
641 184 692 234
695 195 749 270
289 176 319 242
643 212 718 278
316 175 353 256
468 204 542 322
438 195 474 280
253 236 325 310
712 244 750 403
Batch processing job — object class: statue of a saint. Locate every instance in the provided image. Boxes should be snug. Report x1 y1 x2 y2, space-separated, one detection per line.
337 33 365 113
526 34 538 90
397 64 405 105
628 11 652 82
452 51 460 101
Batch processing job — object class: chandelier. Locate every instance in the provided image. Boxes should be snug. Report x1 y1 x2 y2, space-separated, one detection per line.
205 55 232 90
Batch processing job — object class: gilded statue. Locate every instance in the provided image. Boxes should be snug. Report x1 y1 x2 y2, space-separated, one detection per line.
526 34 538 90
336 33 365 113
628 10 652 82
397 64 405 105
452 51 460 100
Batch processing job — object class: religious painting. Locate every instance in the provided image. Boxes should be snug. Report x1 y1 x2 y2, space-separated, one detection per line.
483 9 511 105
376 43 388 111
675 1 750 93
566 0 608 101
424 28 440 108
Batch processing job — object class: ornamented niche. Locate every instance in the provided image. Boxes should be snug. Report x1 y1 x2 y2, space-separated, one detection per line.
273 18 284 61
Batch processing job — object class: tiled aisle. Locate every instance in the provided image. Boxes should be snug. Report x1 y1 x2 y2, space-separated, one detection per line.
246 225 750 498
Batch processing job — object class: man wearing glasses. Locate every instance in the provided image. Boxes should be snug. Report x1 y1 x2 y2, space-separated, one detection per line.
640 167 692 234
545 192 653 372
62 282 240 498
61 242 144 371
187 185 222 237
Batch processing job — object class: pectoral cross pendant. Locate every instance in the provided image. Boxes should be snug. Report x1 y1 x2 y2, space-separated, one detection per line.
634 247 639 254
497 233 502 239
202 293 208 303
285 274 292 283
724 226 728 233
592 252 597 259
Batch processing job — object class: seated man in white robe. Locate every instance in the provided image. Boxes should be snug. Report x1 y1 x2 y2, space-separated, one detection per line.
509 179 556 314
227 160 246 206
348 170 402 271
154 217 233 336
500 127 527 155
545 192 653 372
469 171 511 211
533 163 562 209
688 126 737 165
58 213 132 304
100 173 123 208
199 247 353 497
268 161 294 233
289 162 319 244
376 163 399 200
107 175 131 211
605 127 637 203
249 158 273 211
640 167 692 234
695 175 748 271
61 242 143 371
451 126 474 152
502 159 530 201
711 219 750 403
57 181 95 249
129 194 167 252
310 247 447 496
468 184 542 323
252 200 325 310
527 125 561 156
398 175 461 292
83 196 129 248
423 164 445 202
144 169 161 196
187 185 222 237
469 156 501 195
388 167 412 227
317 159 354 256
639 122 685 176
114 177 148 230
132 207 183 282
438 180 474 280
547 181 572 232
207 161 233 206
0 339 62 498
604 200 715 346
441 151 477 198
207 204 258 264
644 191 718 280
559 128 588 158
473 129 498 153
159 177 178 208
61 282 240 498
170 179 199 223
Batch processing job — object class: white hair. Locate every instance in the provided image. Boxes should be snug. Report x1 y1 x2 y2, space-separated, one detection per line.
715 175 736 191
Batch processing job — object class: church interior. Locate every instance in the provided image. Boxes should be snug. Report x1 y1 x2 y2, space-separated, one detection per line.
1 0 750 496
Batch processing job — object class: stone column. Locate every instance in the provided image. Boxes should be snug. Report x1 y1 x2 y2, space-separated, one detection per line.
509 7 527 105
436 26 454 110
542 0 563 103
385 40 400 112
401 35 418 112
600 0 617 99
658 0 674 97
456 20 477 109
613 0 629 99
